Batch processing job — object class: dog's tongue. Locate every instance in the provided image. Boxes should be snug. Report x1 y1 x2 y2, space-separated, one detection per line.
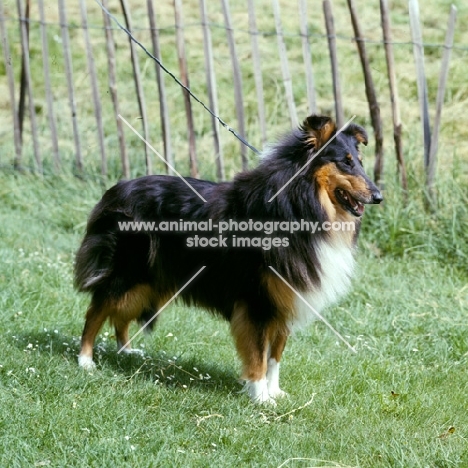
348 192 365 216
355 202 365 216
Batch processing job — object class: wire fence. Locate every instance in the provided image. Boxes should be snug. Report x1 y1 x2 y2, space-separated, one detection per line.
0 0 464 202
4 15 468 51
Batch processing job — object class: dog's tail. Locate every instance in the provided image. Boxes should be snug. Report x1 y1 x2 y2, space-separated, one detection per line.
74 209 120 293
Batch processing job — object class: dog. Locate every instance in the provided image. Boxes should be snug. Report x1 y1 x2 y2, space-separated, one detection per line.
74 115 382 404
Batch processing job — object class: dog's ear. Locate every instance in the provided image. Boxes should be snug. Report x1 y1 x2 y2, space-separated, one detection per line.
301 115 336 149
344 123 368 146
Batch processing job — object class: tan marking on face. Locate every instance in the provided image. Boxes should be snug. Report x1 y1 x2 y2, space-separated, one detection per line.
315 163 371 203
315 163 338 221
314 162 373 244
346 153 352 161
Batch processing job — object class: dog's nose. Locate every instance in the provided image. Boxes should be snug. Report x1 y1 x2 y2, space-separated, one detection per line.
372 190 383 204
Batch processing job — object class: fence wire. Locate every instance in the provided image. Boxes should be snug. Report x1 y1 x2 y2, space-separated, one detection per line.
5 14 468 52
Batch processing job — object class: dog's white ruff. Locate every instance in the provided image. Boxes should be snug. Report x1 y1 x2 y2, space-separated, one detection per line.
289 240 355 331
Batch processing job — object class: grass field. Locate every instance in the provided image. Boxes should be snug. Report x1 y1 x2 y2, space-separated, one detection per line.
0 169 467 467
1 0 468 466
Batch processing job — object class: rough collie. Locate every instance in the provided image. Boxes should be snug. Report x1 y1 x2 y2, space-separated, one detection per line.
74 115 382 404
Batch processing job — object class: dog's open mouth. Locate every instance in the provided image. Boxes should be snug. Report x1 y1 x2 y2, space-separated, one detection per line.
335 188 365 217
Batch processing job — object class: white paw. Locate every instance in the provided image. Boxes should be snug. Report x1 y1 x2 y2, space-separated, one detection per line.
78 355 96 371
268 387 288 399
243 378 276 405
266 358 286 399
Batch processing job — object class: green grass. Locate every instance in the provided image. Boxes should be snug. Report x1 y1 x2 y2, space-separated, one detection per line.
0 167 467 467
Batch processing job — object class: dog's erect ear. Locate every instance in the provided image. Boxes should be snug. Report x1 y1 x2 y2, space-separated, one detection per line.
301 115 336 149
344 123 368 146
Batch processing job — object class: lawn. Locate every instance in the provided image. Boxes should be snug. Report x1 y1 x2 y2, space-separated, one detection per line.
0 168 466 467
1 0 468 466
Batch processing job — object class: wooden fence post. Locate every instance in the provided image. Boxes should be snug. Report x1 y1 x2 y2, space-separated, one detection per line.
409 0 431 170
174 0 198 178
147 0 174 176
17 0 28 145
427 5 457 203
298 0 317 114
380 0 407 194
247 0 267 145
59 0 83 173
323 0 344 128
119 0 152 175
102 0 130 179
200 0 224 180
347 0 384 186
272 0 298 128
17 0 41 172
221 0 248 170
38 0 60 171
0 0 22 168
79 0 107 176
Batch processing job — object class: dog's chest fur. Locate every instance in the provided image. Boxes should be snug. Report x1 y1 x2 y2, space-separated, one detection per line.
289 240 355 331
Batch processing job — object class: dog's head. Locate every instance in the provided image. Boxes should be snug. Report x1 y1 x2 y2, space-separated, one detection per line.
301 115 382 219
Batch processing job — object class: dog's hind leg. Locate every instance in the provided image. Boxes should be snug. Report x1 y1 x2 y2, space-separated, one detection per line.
111 284 154 355
79 300 110 370
114 319 136 354
231 302 272 404
113 313 152 356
